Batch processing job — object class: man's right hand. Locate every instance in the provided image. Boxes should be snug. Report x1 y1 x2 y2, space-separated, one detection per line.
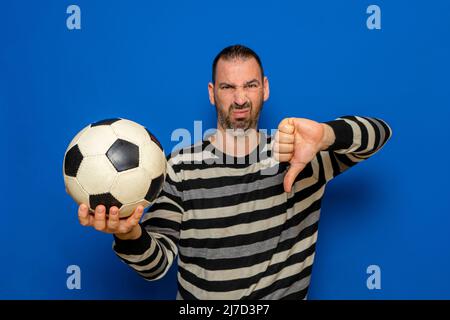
78 204 144 240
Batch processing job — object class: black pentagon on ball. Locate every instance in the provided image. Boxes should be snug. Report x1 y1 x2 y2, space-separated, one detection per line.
89 193 122 214
64 144 83 177
106 139 139 172
145 173 165 203
91 118 121 127
145 128 163 151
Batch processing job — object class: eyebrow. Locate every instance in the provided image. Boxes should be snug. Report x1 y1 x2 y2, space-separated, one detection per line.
218 82 235 87
245 79 260 85
218 79 261 87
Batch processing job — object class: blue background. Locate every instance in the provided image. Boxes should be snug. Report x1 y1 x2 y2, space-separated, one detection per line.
1 0 449 299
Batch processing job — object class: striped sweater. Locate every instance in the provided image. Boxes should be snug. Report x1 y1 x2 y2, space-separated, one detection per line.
113 116 392 300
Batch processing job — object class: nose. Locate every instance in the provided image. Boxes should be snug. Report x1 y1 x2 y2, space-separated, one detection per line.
233 89 248 106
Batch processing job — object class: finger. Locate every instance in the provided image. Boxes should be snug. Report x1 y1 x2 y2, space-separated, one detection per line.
275 131 295 144
278 118 295 134
273 143 294 154
130 205 145 224
78 203 91 226
284 163 306 193
274 152 293 163
122 205 144 232
107 206 120 231
93 205 107 231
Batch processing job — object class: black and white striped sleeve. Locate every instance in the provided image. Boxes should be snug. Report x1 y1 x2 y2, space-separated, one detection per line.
319 115 393 182
112 161 183 281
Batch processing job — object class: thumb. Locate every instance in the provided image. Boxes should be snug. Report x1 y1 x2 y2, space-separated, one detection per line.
283 163 305 193
132 205 145 222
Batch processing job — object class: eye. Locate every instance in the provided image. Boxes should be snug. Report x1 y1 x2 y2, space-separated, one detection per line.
220 85 232 90
245 83 259 89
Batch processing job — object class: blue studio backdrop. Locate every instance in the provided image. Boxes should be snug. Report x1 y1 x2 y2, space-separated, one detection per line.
1 0 449 299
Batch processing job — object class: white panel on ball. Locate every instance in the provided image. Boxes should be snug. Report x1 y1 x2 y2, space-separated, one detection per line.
110 167 151 204
77 155 118 194
140 142 166 178
120 199 151 219
77 125 118 156
64 175 90 206
111 119 150 147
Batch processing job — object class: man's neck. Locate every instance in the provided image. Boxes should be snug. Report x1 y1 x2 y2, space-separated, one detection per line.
209 127 260 157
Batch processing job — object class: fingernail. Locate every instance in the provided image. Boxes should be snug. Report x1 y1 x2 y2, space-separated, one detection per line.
98 207 105 213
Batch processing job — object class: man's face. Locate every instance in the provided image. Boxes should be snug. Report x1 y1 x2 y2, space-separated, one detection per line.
208 57 269 132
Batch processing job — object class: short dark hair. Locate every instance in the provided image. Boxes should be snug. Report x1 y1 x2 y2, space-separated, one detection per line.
212 45 264 83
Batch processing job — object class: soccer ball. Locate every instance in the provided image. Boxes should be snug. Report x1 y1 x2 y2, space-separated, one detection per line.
63 118 166 219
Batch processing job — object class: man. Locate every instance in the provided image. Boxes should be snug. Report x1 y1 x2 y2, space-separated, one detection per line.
78 45 392 299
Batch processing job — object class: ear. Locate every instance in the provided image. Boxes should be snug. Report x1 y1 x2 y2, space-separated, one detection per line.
263 76 270 102
208 82 215 105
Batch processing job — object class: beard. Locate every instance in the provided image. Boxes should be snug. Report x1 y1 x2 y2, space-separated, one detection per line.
215 98 263 134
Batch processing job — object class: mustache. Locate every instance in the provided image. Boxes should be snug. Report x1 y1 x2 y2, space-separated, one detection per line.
230 101 252 110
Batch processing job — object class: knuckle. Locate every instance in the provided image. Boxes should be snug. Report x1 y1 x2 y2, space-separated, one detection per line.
94 216 104 223
108 220 118 228
107 225 118 233
94 224 105 231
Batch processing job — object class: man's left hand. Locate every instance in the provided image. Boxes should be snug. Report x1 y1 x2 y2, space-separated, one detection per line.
274 118 335 193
